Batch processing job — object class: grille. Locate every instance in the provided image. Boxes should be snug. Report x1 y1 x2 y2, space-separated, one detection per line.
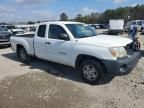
0 35 10 39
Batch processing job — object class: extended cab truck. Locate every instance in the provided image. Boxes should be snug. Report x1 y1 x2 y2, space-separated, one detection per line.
10 21 141 84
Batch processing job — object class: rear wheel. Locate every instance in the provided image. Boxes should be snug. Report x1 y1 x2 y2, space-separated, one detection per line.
17 47 31 64
79 59 104 85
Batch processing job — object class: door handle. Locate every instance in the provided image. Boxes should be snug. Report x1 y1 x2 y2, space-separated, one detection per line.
45 42 51 45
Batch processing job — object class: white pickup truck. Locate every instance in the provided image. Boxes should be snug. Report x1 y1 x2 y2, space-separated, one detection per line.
10 21 141 84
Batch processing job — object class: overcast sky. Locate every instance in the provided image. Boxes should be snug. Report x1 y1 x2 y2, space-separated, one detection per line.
0 0 143 22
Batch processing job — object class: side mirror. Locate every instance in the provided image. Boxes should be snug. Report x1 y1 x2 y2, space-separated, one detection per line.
59 33 69 40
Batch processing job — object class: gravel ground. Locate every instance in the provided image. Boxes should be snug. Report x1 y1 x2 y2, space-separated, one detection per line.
0 31 144 108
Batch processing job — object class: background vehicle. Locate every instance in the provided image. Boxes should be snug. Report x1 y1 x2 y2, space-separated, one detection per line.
0 27 12 46
125 20 144 32
89 24 107 29
10 21 140 84
0 25 25 35
16 24 37 32
89 24 101 29
108 19 124 34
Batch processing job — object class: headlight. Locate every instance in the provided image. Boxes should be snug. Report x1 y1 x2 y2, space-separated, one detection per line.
109 47 127 58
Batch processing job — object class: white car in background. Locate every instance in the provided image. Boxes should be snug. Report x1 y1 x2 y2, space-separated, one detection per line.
0 25 25 35
89 24 101 29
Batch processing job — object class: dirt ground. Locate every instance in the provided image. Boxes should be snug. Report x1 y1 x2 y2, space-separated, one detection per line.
0 31 144 108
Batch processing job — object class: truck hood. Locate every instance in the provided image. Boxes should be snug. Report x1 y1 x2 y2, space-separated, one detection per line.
77 35 132 47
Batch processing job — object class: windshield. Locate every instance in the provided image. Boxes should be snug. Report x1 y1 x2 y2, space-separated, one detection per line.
6 26 16 29
65 24 97 38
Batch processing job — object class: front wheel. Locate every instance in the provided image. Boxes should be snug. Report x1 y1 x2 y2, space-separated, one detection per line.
79 60 104 85
17 47 31 64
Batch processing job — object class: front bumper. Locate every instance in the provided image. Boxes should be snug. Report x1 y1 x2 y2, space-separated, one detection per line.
102 52 141 76
0 42 10 46
0 37 10 46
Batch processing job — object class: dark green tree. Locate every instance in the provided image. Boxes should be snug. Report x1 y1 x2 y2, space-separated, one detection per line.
73 4 144 24
75 14 83 22
60 13 68 21
27 21 35 24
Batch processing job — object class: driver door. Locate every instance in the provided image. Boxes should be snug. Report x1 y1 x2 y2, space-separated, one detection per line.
45 24 72 65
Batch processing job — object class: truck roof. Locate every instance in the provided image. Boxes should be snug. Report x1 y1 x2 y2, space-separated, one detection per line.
39 21 83 25
109 19 124 21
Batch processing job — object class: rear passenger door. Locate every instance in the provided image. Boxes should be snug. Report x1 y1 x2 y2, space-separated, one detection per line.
34 24 47 59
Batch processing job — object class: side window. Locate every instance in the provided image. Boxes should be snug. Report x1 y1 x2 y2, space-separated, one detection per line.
48 25 68 39
37 25 46 38
132 22 136 25
137 21 142 25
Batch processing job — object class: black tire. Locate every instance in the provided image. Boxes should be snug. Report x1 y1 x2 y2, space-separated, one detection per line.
17 47 31 64
108 31 111 35
7 44 11 47
79 59 104 85
141 27 143 32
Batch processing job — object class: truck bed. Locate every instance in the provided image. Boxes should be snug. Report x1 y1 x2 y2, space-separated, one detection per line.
10 32 35 56
13 32 35 38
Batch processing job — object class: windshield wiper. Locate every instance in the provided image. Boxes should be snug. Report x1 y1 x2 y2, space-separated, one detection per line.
85 36 91 37
82 35 95 38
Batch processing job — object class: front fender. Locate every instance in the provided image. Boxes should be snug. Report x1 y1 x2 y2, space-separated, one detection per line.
70 44 113 67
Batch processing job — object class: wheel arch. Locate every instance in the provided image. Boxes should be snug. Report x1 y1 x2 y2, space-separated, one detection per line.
75 54 107 73
17 44 25 52
16 43 29 54
16 44 29 56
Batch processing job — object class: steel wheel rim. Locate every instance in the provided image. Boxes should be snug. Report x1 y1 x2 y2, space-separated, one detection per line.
83 64 98 81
